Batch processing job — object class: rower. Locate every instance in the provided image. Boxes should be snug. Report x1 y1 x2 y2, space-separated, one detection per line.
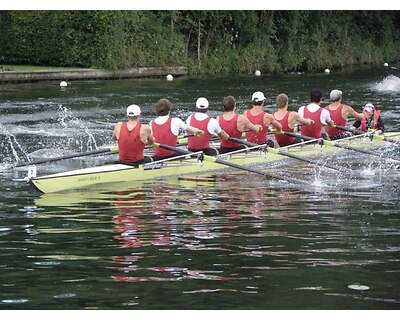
272 93 313 147
217 95 262 154
350 103 385 135
325 89 365 140
186 97 229 156
244 91 282 147
298 88 334 139
112 104 154 164
149 98 203 161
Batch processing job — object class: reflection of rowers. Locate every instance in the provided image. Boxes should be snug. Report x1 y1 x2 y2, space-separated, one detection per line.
112 104 155 164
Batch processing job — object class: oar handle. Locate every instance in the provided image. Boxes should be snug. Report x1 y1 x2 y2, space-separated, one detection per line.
153 142 198 157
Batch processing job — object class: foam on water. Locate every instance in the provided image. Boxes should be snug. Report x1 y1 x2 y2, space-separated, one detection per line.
372 75 400 92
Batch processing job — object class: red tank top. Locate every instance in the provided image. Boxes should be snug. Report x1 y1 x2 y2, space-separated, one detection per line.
117 122 145 162
325 104 346 137
273 111 296 147
244 110 268 144
151 117 176 157
301 106 323 139
187 114 212 150
219 114 242 148
361 110 381 132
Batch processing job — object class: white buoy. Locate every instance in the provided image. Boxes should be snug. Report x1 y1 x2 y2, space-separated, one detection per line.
254 70 261 76
348 284 369 291
383 62 389 67
166 74 173 81
324 68 330 74
59 81 68 87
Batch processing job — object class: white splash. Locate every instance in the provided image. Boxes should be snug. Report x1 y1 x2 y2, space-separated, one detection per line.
372 75 400 92
360 168 375 176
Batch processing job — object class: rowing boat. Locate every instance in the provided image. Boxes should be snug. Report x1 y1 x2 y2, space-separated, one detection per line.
25 132 399 193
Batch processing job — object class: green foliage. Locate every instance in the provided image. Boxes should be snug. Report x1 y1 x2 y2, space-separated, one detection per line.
0 11 399 74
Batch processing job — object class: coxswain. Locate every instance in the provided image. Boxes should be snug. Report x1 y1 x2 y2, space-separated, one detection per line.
350 103 385 134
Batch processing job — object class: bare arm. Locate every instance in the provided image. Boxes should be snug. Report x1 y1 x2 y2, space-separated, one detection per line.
293 112 313 126
265 114 282 131
239 115 261 132
112 122 122 141
141 125 154 145
218 129 229 140
185 125 204 135
344 105 365 121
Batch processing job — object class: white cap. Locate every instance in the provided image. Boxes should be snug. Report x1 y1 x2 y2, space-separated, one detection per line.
251 91 265 103
196 97 209 109
362 103 375 112
126 104 141 117
330 89 342 101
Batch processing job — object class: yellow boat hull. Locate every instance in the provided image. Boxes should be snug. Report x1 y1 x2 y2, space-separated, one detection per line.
29 133 399 193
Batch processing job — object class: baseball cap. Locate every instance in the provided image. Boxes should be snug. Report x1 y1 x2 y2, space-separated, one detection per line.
329 89 342 101
362 103 376 112
252 91 266 103
196 97 209 109
126 104 141 117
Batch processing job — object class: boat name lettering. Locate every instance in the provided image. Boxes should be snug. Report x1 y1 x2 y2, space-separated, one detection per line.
144 163 163 170
78 176 101 182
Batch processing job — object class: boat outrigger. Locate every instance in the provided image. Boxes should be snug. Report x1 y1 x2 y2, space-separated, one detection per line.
20 131 400 194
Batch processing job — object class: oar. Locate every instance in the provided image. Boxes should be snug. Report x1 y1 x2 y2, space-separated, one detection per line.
155 142 304 185
228 137 341 171
15 134 206 168
277 131 400 163
333 124 399 145
16 146 120 167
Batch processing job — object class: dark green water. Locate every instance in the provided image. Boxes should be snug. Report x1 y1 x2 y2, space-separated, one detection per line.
0 64 399 310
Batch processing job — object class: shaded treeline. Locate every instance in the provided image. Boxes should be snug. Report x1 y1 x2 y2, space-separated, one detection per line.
0 10 399 74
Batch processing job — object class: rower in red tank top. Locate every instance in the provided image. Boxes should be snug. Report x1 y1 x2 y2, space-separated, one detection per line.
118 122 145 162
298 88 334 139
112 104 154 164
272 93 313 147
244 91 281 147
151 117 176 158
217 95 262 154
324 89 365 140
149 98 203 161
186 97 229 156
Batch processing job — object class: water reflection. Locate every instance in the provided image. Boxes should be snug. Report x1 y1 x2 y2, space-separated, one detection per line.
2 67 400 309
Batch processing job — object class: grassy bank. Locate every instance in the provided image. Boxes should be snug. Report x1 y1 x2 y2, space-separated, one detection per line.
1 11 399 75
0 65 85 72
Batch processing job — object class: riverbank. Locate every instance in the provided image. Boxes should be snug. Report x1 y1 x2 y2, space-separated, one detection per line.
0 66 188 84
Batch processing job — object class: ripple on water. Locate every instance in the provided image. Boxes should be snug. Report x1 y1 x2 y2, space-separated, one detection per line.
1 299 29 304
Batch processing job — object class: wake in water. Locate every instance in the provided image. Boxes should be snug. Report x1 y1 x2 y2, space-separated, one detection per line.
371 75 400 92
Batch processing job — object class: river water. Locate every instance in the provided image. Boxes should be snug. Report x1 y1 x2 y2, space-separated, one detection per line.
0 64 399 311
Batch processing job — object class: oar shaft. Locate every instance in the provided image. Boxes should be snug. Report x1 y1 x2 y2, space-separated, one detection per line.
156 140 303 185
230 137 339 171
280 130 400 163
275 130 322 142
334 125 399 144
204 155 302 184
16 146 118 167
